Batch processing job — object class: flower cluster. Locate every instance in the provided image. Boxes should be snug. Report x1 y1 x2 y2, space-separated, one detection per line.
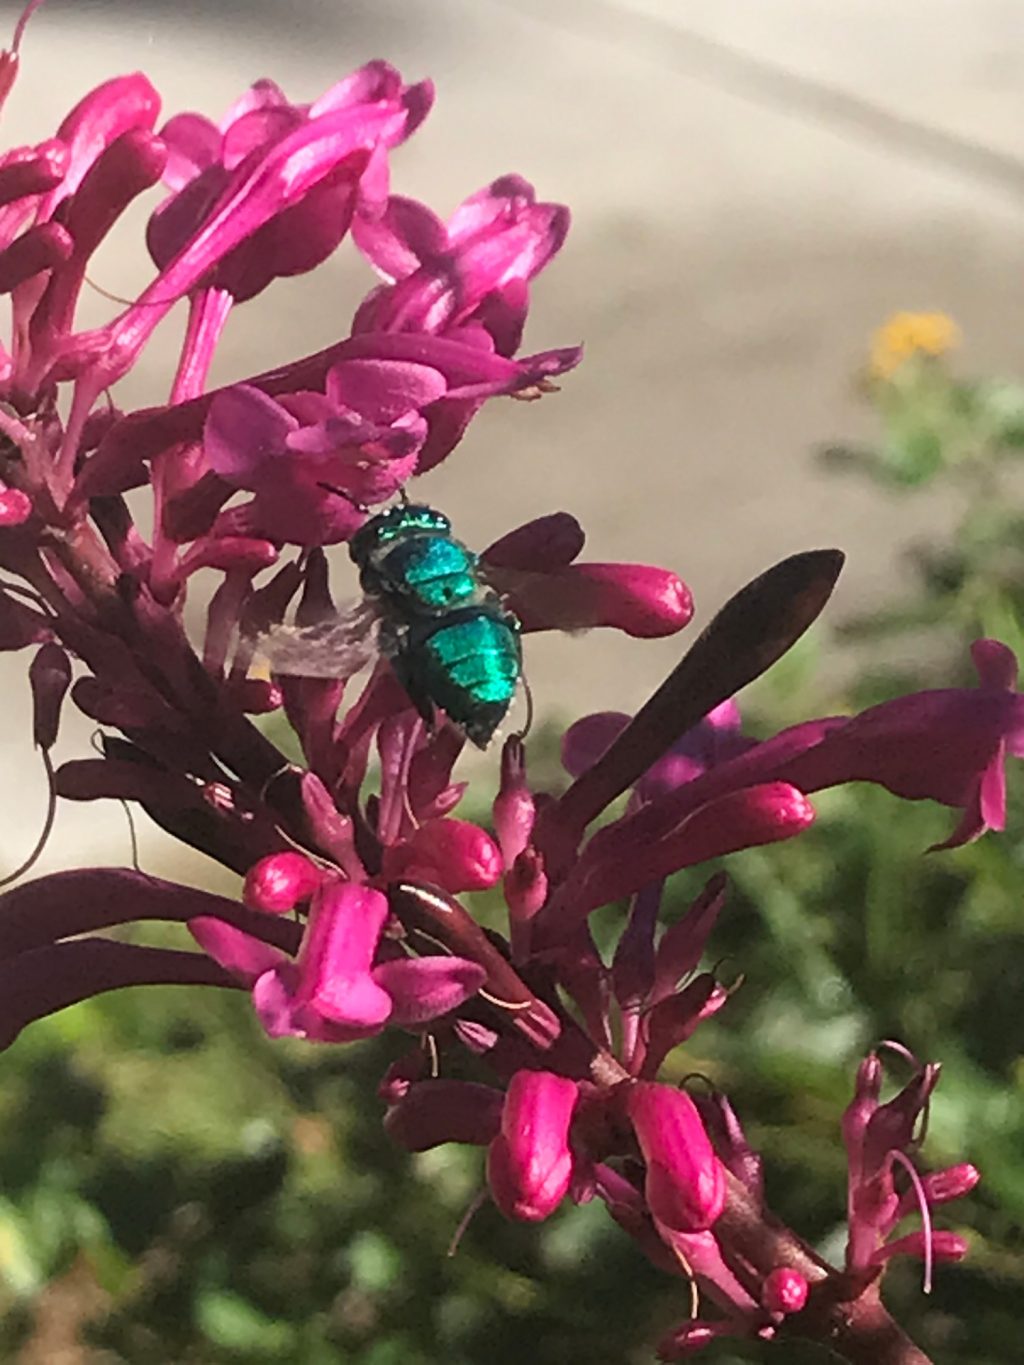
0 9 1007 1362
869 310 960 381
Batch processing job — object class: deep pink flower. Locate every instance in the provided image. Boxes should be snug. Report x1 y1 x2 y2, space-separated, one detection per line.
203 360 446 544
842 1047 972 1290
149 64 432 303
248 881 393 1041
482 513 694 639
487 1069 579 1222
353 175 568 350
565 640 1024 869
627 1082 726 1234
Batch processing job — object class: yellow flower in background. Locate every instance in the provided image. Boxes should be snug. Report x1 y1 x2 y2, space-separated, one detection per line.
869 311 960 379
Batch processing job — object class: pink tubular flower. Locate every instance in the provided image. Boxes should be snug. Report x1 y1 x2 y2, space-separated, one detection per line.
239 881 394 1042
842 1047 974 1292
483 513 693 638
351 176 579 473
626 1082 726 1234
148 65 432 304
354 175 568 354
203 361 446 545
0 16 1001 1362
487 1070 579 1221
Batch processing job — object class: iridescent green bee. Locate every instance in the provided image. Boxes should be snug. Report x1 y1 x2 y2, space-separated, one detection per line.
264 504 522 748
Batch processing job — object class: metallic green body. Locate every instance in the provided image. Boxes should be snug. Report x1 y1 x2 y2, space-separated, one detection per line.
349 504 521 747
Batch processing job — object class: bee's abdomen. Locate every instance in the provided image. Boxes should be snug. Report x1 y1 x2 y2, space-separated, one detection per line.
408 607 521 747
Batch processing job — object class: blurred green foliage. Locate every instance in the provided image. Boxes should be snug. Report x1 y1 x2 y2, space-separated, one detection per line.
2 322 1024 1363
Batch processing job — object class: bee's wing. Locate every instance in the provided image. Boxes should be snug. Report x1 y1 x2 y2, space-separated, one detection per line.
257 600 386 679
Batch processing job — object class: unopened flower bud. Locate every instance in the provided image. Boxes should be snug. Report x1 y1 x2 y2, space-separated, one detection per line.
627 1081 725 1233
873 1229 969 1265
244 851 322 914
493 734 535 865
0 485 32 526
29 642 71 749
761 1266 808 1315
383 817 502 892
385 1079 503 1150
504 847 548 922
488 1070 578 1222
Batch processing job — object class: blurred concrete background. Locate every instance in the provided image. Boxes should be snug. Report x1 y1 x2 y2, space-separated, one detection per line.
3 0 1024 881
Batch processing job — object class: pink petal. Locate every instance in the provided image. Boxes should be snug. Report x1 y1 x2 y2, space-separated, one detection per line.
353 193 448 281
190 917 287 986
373 955 486 1025
158 111 222 189
483 511 585 572
326 356 447 421
204 384 296 482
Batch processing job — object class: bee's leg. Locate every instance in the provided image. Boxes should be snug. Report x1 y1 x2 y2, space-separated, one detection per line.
512 672 535 742
389 644 437 732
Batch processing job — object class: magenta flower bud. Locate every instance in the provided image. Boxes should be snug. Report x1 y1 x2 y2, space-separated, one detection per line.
386 1079 504 1150
843 1051 883 1161
650 873 727 1004
862 1064 941 1170
179 535 279 577
761 1266 808 1315
493 735 535 865
29 642 71 750
873 1230 969 1265
299 772 362 877
0 139 69 204
627 1081 726 1233
487 1070 578 1222
565 783 814 919
483 511 585 571
243 851 322 914
0 589 49 650
641 975 729 1077
908 1162 981 1212
497 561 693 638
382 817 502 892
0 222 73 292
0 484 32 525
504 848 548 923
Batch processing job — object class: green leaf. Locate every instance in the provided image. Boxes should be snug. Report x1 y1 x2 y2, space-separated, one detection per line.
196 1289 295 1357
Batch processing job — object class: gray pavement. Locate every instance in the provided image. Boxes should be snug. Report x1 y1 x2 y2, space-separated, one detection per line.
2 0 1023 881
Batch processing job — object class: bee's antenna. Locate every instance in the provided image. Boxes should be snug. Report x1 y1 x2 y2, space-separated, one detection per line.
315 481 370 515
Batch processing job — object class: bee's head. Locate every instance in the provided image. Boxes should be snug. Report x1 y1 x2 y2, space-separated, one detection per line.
349 503 452 567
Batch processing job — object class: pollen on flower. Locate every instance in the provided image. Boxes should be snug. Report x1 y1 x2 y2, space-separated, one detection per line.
868 310 960 380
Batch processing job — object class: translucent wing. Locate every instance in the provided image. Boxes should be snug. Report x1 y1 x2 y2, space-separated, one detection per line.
257 599 386 680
